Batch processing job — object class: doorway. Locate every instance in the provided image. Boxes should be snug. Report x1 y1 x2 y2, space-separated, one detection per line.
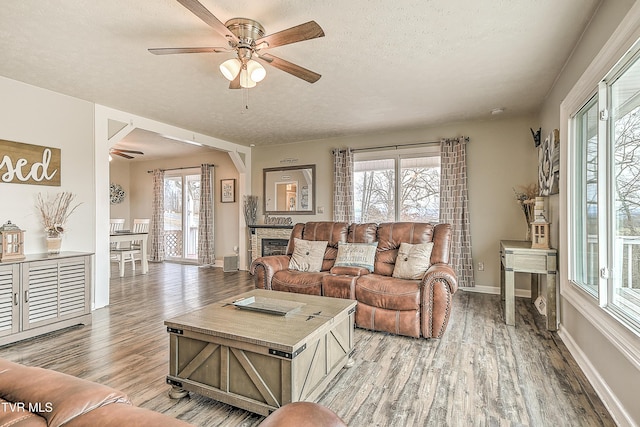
164 169 200 262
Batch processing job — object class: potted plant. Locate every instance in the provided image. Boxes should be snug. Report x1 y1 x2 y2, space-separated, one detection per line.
35 192 81 254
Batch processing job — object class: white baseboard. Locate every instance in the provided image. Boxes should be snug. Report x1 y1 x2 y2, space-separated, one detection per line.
558 326 635 427
460 285 532 299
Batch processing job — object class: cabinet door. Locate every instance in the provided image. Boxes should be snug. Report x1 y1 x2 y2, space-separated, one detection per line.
22 257 90 330
0 263 20 337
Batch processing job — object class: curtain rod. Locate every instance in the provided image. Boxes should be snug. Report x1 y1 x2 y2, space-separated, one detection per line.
350 137 469 153
146 164 214 173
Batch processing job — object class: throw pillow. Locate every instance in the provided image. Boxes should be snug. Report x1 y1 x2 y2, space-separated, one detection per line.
392 242 434 280
334 242 378 272
288 238 328 272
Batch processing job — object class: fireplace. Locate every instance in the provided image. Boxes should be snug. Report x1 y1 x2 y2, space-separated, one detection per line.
249 225 294 262
262 238 289 256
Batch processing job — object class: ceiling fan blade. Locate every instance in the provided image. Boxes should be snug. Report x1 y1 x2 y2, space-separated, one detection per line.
256 21 324 49
111 151 134 159
176 0 238 42
148 47 228 55
112 149 144 155
229 72 241 89
259 53 321 84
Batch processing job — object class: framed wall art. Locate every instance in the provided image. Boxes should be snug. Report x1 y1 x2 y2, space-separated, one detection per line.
538 129 560 196
221 178 235 203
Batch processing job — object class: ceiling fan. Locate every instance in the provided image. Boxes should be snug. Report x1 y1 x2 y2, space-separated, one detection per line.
149 0 325 89
109 148 144 160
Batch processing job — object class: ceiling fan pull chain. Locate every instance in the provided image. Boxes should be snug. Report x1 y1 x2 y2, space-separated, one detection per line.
242 87 250 111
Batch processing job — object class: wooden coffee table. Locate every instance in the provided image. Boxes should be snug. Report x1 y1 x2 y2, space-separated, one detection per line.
165 289 356 416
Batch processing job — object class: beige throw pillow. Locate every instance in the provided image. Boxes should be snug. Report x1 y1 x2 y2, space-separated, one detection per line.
392 242 434 280
334 242 378 272
288 238 328 272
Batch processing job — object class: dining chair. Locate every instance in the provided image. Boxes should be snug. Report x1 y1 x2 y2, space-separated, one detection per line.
109 218 125 250
112 218 150 276
130 218 150 250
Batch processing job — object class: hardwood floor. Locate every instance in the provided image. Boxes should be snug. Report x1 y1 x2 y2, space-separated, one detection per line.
0 262 615 426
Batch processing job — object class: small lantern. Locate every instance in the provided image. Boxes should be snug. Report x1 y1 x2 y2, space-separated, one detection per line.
0 220 26 262
531 214 550 249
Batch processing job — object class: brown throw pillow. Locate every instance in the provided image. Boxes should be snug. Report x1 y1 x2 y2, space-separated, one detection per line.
392 242 434 280
288 238 328 272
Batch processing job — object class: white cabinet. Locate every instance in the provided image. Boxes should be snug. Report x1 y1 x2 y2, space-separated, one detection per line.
0 252 92 346
0 263 20 338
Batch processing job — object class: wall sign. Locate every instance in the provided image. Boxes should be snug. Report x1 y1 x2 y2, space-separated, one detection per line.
221 178 235 203
0 139 61 186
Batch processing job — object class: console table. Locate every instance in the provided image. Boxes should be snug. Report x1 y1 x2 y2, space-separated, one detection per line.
499 240 557 330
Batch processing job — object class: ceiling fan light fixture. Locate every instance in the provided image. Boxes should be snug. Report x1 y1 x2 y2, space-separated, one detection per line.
220 58 241 81
239 68 257 88
246 59 266 83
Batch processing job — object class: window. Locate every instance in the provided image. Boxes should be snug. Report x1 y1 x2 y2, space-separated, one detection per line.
353 147 440 223
570 40 640 328
574 96 599 297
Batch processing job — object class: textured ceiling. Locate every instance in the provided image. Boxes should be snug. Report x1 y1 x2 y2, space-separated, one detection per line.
0 0 600 149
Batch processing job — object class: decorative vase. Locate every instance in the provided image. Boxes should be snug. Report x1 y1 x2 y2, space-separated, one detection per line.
46 232 63 254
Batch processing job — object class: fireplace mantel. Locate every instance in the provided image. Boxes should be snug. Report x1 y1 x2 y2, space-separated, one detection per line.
249 225 294 262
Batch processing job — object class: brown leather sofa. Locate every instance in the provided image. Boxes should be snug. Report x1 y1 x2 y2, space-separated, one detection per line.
0 358 346 426
250 222 458 339
0 358 191 427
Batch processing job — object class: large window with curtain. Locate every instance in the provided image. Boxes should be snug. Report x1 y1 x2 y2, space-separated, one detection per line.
569 38 640 330
353 146 440 223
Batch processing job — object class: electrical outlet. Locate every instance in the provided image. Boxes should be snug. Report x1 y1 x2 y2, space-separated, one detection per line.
478 262 484 271
317 206 324 214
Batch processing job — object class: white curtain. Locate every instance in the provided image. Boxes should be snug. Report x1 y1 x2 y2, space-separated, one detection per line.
150 169 165 262
332 148 355 222
440 137 475 287
198 164 215 265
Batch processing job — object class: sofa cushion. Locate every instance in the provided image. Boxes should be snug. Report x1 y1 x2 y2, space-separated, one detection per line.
392 242 434 280
333 242 378 272
64 402 192 427
289 238 328 272
0 397 47 427
355 274 420 311
288 222 349 270
375 222 435 276
272 270 328 295
355 303 421 338
347 223 377 243
0 359 129 427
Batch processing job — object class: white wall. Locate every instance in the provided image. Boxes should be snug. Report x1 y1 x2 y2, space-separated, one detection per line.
0 76 95 256
251 114 539 294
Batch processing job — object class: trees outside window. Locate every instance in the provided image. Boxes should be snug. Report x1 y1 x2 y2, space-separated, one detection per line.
354 149 440 223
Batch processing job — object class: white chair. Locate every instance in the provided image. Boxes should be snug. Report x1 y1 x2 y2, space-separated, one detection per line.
130 218 150 251
109 218 125 250
111 218 150 277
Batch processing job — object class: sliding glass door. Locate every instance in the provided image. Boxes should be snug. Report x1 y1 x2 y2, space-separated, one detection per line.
164 169 200 262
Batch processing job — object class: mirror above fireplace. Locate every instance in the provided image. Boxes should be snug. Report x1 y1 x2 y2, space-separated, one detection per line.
263 164 315 215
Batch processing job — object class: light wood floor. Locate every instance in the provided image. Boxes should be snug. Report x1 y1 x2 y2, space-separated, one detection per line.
0 262 615 426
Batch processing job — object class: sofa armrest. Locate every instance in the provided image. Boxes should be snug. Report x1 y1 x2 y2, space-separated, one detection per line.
420 263 458 338
329 266 370 276
250 255 291 290
423 263 458 294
